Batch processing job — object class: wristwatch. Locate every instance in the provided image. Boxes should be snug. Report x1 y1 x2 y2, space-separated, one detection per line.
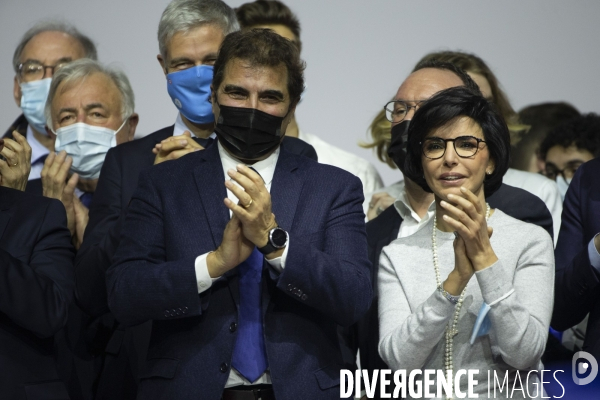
258 227 288 255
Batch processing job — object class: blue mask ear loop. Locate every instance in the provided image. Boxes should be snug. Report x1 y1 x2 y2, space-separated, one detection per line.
470 288 515 345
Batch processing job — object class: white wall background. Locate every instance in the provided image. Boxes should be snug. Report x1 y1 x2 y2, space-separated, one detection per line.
1 0 599 186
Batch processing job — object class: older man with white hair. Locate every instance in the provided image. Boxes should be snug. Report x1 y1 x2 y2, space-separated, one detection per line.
40 58 138 248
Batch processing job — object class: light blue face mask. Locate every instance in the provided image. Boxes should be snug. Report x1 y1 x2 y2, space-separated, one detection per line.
556 175 571 201
53 120 127 180
470 289 515 344
166 65 214 125
20 77 52 134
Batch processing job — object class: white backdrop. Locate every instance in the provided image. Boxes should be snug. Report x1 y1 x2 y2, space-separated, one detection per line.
1 0 599 186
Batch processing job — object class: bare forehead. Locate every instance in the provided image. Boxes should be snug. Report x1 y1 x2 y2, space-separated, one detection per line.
23 30 84 57
55 73 121 106
395 68 464 101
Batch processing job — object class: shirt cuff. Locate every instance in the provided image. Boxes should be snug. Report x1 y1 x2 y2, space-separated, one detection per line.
265 238 290 274
194 252 221 293
588 234 600 272
475 260 515 306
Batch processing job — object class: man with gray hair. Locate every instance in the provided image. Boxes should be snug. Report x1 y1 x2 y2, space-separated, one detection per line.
2 20 96 192
42 58 138 249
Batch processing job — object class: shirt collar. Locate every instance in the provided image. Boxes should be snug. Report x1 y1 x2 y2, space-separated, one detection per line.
217 140 278 187
393 181 435 222
26 124 50 165
174 113 216 140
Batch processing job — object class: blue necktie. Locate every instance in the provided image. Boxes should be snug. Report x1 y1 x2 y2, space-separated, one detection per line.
231 247 268 382
79 192 93 208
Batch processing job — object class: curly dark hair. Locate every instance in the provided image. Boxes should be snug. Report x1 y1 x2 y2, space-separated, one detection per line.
212 28 305 104
539 113 600 160
403 87 510 197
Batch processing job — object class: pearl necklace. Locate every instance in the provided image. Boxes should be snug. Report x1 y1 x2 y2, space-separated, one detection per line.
432 203 490 400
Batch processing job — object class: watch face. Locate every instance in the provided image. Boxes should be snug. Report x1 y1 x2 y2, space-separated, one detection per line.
271 228 287 248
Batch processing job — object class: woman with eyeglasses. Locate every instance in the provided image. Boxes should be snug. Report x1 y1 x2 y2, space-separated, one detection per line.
378 87 554 399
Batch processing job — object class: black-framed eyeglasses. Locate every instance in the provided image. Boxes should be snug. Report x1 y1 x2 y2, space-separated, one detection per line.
421 136 487 160
542 161 584 181
384 100 426 123
17 60 70 82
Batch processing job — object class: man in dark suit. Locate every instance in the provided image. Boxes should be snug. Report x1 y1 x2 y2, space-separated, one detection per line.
74 2 317 399
0 182 75 399
353 61 555 399
552 157 600 359
106 29 371 400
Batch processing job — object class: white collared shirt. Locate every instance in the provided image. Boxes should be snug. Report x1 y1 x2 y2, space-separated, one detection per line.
391 180 436 239
26 125 50 181
193 139 288 387
173 113 216 140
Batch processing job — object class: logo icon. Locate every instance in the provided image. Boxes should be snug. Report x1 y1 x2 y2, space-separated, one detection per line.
572 351 598 385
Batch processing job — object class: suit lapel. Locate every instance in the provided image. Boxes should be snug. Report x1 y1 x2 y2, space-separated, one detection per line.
270 149 303 232
193 143 229 248
0 191 13 240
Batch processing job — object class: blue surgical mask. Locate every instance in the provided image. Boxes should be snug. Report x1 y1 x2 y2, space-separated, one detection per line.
53 120 127 179
470 302 492 344
20 77 52 134
166 65 214 125
556 175 571 200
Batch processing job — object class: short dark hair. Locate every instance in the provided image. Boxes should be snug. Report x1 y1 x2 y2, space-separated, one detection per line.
235 0 302 52
212 28 305 105
404 87 510 197
512 102 580 170
539 113 600 160
413 59 482 96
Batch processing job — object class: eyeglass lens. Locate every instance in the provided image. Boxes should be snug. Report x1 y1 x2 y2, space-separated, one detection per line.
422 136 482 159
19 61 69 82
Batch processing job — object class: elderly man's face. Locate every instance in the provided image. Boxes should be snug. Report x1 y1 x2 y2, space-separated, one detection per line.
394 68 464 124
13 31 86 106
211 58 295 128
51 72 133 145
158 24 225 73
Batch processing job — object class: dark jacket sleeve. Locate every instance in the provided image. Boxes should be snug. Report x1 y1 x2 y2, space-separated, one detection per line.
552 163 600 331
0 199 75 338
106 169 203 327
75 147 125 317
274 173 372 328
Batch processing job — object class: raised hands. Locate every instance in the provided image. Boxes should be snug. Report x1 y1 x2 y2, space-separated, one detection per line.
367 192 396 221
152 131 204 165
440 186 497 295
0 131 32 191
223 165 277 251
41 150 88 248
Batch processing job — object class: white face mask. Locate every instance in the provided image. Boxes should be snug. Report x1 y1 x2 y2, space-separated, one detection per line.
53 120 127 179
20 77 52 134
556 174 572 201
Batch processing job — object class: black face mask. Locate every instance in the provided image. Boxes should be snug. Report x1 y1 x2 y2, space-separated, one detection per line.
387 120 410 172
214 103 287 161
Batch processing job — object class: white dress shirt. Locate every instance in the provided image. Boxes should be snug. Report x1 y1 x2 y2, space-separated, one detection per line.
502 168 562 245
298 131 383 195
193 140 288 387
173 113 216 140
26 125 50 181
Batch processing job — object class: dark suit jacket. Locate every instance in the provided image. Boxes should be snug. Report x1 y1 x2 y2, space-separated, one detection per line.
74 126 318 398
0 186 75 399
552 157 600 359
105 142 372 400
3 114 28 138
355 182 555 398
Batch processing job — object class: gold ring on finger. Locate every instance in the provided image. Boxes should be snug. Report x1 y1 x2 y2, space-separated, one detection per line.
243 198 253 208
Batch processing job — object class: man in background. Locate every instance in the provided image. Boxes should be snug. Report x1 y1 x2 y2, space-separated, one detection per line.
235 0 384 195
3 21 96 187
